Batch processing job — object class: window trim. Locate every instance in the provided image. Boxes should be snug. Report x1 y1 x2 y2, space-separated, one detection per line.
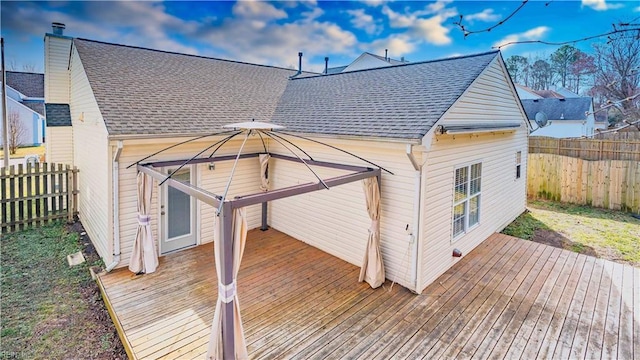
452 162 482 240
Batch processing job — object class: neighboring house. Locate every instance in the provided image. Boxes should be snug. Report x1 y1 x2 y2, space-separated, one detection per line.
522 97 596 138
45 26 529 294
0 71 45 147
325 52 408 74
550 86 580 98
514 84 542 99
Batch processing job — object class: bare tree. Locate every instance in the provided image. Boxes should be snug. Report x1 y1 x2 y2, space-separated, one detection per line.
21 63 38 72
570 51 596 94
592 33 640 125
7 110 26 155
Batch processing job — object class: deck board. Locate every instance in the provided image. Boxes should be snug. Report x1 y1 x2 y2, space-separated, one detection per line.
97 229 638 359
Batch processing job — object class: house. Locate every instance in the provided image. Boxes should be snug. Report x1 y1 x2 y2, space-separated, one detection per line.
522 97 596 138
325 51 408 74
45 24 529 296
514 84 542 99
0 71 45 148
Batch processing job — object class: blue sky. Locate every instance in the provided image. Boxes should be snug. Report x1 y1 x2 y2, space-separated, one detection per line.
2 0 639 73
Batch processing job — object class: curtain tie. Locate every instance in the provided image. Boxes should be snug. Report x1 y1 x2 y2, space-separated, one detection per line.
218 280 236 303
369 219 380 234
137 214 151 226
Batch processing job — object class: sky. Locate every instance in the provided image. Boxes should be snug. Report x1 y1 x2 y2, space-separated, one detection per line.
1 0 639 74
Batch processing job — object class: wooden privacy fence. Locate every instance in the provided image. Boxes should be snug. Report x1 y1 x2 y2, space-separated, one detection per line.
1 163 79 234
529 136 640 161
528 153 640 213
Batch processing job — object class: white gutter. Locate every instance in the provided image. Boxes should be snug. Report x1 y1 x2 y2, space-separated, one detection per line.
406 144 421 291
105 140 123 272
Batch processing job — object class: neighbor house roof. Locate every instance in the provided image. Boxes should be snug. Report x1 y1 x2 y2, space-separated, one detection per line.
534 89 564 99
521 97 592 121
24 102 45 116
6 71 44 98
73 38 300 136
45 104 72 126
271 51 500 139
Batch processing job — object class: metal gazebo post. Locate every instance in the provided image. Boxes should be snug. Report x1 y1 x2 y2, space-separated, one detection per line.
219 201 235 359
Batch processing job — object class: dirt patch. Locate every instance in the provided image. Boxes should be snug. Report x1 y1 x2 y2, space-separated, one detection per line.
67 221 128 360
531 229 598 257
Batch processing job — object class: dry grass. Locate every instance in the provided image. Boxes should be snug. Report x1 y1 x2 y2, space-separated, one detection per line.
0 145 45 160
503 200 640 267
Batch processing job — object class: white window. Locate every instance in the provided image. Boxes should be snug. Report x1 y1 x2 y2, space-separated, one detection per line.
453 163 481 238
516 151 522 179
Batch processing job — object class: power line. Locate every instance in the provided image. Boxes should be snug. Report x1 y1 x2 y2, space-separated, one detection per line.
494 27 640 49
454 0 529 38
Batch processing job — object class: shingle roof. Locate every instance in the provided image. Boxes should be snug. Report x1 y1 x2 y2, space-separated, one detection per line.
521 98 592 121
24 102 45 116
271 51 500 139
6 71 44 98
45 104 72 126
73 38 299 136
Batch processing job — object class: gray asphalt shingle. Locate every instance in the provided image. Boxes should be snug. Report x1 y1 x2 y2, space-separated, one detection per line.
272 51 500 139
6 71 44 98
521 98 592 121
45 104 72 126
73 38 499 139
73 38 299 136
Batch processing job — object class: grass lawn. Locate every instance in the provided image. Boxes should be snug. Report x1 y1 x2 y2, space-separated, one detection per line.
1 222 125 359
0 145 45 160
502 200 640 267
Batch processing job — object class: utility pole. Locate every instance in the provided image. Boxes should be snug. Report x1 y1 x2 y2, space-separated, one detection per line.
1 38 9 168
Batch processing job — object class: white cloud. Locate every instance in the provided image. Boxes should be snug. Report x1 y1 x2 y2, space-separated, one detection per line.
581 0 624 11
381 2 457 45
195 2 358 71
426 0 453 14
360 0 385 7
493 26 551 49
347 9 381 35
464 8 500 22
2 2 201 55
232 1 287 20
367 34 416 58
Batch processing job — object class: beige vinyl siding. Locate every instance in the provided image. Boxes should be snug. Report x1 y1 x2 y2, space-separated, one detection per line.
44 36 72 104
114 139 264 269
268 138 418 290
69 48 112 263
45 127 74 165
418 56 528 292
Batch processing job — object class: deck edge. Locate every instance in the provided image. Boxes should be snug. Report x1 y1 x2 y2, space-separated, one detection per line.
97 274 137 360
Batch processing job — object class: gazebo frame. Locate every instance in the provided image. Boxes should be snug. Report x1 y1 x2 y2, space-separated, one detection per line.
137 151 381 359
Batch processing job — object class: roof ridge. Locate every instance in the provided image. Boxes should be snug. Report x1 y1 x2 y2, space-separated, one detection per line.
73 38 319 74
291 50 500 80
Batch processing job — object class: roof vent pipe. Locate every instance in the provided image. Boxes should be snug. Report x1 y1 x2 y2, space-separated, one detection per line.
52 22 65 35
324 57 329 74
298 52 303 73
385 49 388 62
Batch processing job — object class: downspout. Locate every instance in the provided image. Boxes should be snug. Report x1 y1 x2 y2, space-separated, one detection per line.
406 144 421 291
105 140 123 272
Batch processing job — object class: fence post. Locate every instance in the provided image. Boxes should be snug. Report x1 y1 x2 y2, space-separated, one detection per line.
67 165 73 224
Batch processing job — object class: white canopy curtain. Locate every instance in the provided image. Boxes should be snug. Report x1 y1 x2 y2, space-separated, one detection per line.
129 172 159 274
359 176 385 288
207 207 248 359
259 154 270 191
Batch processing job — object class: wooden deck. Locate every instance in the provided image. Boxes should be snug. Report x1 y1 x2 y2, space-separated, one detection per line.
98 230 639 359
